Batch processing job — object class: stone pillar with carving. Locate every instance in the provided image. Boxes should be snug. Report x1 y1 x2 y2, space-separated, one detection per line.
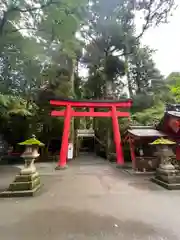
0 135 44 197
150 138 180 190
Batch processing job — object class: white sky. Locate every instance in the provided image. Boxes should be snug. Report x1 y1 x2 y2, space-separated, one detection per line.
142 3 180 77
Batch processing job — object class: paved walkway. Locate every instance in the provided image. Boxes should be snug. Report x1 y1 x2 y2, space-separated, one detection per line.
0 154 180 240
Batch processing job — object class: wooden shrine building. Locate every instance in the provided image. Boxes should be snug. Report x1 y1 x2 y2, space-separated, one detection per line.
126 126 167 172
126 104 180 172
157 104 180 160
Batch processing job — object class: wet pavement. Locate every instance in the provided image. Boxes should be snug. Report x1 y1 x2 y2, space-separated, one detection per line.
0 154 180 239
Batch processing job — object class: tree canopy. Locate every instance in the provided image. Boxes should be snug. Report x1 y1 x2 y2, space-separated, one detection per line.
0 0 177 154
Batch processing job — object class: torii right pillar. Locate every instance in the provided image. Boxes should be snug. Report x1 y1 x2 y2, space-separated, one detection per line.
111 105 124 166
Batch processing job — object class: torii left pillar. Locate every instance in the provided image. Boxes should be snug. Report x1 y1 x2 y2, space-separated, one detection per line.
56 104 71 169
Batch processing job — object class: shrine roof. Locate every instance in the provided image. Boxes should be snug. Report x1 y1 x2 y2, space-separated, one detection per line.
167 111 180 118
128 127 167 137
166 104 180 112
165 104 180 118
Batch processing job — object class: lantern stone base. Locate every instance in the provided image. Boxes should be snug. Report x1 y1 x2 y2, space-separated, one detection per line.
0 171 41 197
152 167 180 190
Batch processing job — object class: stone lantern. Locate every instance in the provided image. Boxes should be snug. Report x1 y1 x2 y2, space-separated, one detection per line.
0 135 44 197
150 138 180 190
19 134 44 175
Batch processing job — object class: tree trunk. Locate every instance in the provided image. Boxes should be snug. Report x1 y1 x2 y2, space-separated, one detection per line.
106 123 111 159
125 56 133 97
70 58 76 156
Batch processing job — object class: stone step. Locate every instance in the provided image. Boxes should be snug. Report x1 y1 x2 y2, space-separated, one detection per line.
0 184 41 197
9 176 40 191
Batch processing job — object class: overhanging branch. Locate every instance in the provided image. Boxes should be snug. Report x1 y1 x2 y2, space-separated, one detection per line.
136 0 175 40
0 0 61 35
11 0 60 13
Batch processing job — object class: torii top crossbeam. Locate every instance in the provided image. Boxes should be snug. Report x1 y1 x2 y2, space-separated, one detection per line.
50 97 132 169
50 97 132 107
50 97 132 118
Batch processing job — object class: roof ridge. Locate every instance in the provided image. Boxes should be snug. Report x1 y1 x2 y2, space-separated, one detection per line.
129 126 154 129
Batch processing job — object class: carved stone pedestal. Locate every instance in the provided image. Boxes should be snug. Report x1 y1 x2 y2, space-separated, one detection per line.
152 164 180 190
0 171 41 197
150 141 180 190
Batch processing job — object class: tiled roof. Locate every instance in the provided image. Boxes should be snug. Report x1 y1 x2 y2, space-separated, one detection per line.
128 128 167 137
166 104 180 112
167 111 180 118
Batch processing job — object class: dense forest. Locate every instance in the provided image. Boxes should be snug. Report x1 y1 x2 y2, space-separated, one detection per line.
0 0 179 157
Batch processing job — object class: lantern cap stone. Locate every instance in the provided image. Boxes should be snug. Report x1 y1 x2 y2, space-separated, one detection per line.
149 137 176 145
18 135 45 146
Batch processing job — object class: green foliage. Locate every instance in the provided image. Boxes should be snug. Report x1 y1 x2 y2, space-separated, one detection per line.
132 104 164 125
171 85 180 103
0 94 36 118
131 93 154 113
104 55 126 79
129 46 163 94
83 73 105 99
167 72 180 103
0 0 88 145
0 0 176 150
166 72 180 85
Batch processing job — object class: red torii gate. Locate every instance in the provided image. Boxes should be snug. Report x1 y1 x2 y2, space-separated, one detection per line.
50 98 132 168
